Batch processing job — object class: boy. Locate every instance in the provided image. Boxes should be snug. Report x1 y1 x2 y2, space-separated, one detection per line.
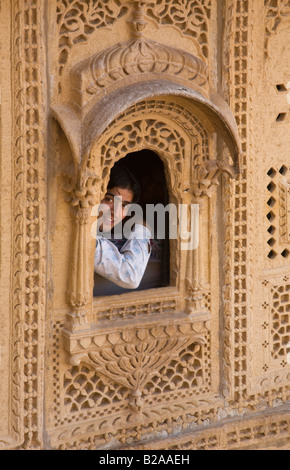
94 163 151 294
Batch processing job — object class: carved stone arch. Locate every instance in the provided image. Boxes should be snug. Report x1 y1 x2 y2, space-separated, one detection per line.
53 80 241 176
86 100 192 297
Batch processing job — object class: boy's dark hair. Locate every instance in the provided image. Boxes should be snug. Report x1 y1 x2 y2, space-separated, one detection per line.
108 162 141 203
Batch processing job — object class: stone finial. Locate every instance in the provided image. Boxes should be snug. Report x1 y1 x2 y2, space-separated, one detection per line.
130 0 148 37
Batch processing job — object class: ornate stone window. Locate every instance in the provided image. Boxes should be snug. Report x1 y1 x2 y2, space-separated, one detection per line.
51 27 241 414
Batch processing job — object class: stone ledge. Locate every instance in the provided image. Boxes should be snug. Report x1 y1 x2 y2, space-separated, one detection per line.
121 405 290 450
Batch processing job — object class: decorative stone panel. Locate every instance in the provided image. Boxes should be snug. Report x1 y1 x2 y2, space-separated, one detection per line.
63 315 211 415
266 165 290 261
0 0 46 449
248 269 290 393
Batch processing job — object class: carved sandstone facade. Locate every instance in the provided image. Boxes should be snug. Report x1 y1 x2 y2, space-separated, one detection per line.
0 0 289 450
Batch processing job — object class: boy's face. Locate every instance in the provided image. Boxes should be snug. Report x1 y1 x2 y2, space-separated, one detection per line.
100 186 134 231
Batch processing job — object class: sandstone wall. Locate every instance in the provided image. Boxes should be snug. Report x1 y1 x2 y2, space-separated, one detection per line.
0 0 289 450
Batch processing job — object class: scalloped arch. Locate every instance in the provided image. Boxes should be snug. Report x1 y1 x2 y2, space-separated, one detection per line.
52 80 241 175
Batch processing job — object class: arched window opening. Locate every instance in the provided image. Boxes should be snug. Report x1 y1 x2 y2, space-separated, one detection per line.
93 149 170 297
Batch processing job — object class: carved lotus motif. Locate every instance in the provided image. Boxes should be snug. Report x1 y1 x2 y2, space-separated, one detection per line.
84 37 208 96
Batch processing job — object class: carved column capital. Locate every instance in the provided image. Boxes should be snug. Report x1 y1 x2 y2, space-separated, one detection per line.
64 173 99 210
190 159 236 200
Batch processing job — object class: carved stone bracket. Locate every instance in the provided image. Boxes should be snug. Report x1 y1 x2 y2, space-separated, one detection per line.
63 315 210 414
63 172 100 209
190 159 236 199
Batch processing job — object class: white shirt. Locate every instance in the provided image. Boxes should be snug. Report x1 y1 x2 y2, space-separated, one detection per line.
94 224 151 289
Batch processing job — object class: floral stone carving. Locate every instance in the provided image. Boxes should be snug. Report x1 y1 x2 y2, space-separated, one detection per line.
63 316 209 414
70 36 209 110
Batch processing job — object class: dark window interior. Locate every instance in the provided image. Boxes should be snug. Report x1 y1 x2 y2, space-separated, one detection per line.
93 149 170 297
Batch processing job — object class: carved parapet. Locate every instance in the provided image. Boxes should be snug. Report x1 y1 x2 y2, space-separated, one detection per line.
62 315 210 415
